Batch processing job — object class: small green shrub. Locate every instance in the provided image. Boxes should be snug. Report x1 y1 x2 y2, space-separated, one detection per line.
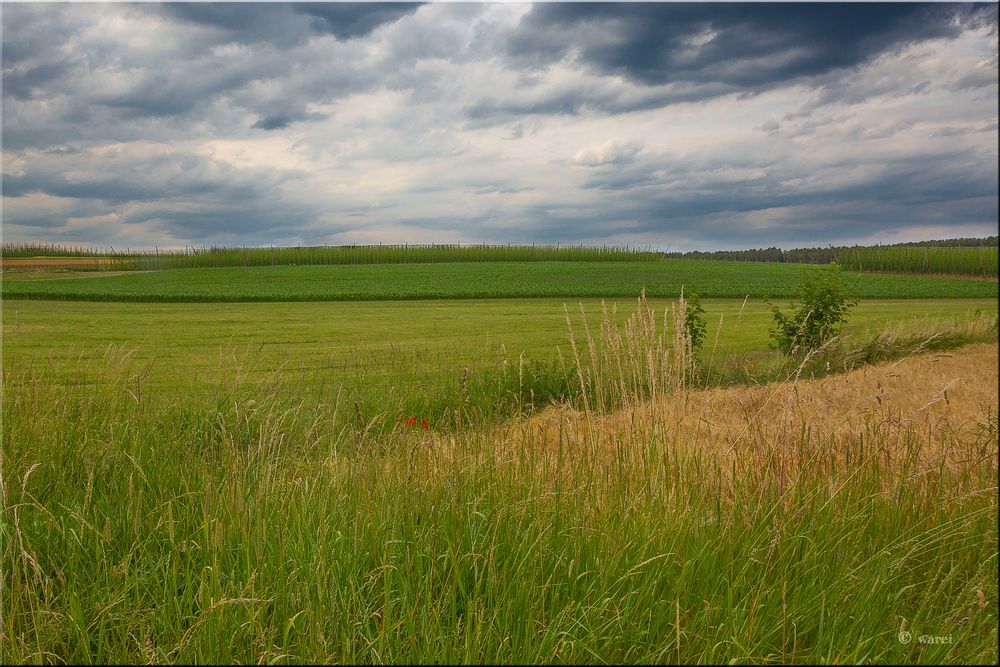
768 263 857 354
684 290 707 356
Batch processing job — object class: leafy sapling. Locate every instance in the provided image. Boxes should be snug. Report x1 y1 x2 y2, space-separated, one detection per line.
684 290 707 357
767 262 857 354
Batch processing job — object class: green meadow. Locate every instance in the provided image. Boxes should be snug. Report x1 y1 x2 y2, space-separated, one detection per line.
4 297 996 395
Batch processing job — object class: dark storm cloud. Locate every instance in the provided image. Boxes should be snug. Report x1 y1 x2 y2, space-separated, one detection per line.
117 201 322 239
583 145 996 208
2 62 68 101
2 6 291 145
1 3 424 146
464 80 740 120
557 145 999 245
506 3 996 91
295 3 424 40
0 200 112 231
156 3 307 46
0 4 80 64
2 148 321 241
160 2 422 44
1 7 84 103
4 167 257 207
467 3 998 122
252 113 304 131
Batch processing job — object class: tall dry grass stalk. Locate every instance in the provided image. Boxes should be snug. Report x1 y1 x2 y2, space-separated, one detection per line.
565 289 698 414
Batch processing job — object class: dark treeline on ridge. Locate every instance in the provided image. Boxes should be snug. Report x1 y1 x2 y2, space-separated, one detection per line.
664 237 998 277
664 236 998 261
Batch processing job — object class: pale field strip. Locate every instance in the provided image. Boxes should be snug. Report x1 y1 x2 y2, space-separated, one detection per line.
0 257 128 270
381 342 1000 489
499 343 1000 474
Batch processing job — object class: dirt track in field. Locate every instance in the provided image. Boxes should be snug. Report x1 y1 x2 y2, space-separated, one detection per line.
0 257 132 271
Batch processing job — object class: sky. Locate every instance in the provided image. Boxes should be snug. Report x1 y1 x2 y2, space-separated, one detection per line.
1 2 998 251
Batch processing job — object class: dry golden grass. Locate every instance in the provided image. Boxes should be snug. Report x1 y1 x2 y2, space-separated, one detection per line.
386 341 998 496
508 343 999 478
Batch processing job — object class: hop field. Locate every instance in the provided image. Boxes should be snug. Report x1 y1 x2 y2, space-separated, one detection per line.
839 245 999 278
0 242 664 266
665 240 999 278
5 241 996 277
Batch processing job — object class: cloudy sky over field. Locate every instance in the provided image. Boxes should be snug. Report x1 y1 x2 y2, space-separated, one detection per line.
2 2 998 250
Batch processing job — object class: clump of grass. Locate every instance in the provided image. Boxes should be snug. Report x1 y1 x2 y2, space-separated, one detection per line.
564 294 999 408
562 289 697 414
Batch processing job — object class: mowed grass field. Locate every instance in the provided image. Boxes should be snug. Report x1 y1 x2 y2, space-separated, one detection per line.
4 297 996 398
3 260 997 301
4 257 999 664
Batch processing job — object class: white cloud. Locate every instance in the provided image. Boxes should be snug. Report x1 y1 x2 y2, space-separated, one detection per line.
574 140 643 166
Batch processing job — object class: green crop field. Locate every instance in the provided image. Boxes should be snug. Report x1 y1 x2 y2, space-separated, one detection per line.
3 260 997 302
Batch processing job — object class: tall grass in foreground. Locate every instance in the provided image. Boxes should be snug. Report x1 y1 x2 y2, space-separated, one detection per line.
3 337 997 663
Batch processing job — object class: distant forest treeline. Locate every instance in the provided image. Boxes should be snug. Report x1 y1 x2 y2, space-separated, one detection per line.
664 237 998 278
664 236 998 262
